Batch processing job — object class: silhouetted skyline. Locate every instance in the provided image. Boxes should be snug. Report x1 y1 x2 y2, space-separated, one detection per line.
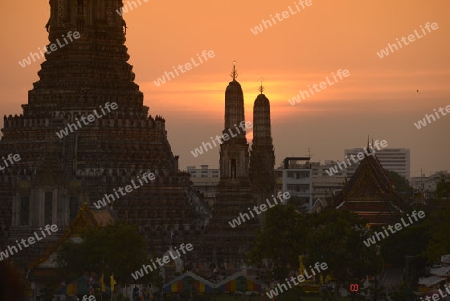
1 0 449 176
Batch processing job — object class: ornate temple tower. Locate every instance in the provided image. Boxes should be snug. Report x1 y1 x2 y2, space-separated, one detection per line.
249 83 276 225
204 63 259 269
249 84 275 199
0 0 210 276
219 62 250 182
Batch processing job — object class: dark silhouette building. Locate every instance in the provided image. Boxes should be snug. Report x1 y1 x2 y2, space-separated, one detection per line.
0 0 210 283
249 83 276 224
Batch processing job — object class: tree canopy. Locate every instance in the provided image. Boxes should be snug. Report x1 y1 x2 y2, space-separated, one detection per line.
249 207 383 300
386 170 413 197
424 203 450 262
435 171 450 199
54 221 160 286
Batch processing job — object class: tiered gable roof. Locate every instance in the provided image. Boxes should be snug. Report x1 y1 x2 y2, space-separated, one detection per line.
28 203 114 271
335 149 405 226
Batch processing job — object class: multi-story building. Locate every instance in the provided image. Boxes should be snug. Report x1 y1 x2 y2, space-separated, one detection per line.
275 157 313 208
311 160 346 177
312 177 345 200
344 148 410 180
187 165 220 178
297 161 345 201
187 165 219 206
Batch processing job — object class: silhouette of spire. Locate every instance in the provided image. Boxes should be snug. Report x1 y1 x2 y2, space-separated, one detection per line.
250 86 274 195
230 60 238 81
258 77 264 94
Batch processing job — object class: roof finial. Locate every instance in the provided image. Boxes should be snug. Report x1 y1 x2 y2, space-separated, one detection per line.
258 77 264 94
230 59 238 81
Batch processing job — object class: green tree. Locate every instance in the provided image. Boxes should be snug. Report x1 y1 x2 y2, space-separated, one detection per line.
248 204 308 279
380 215 430 267
435 171 450 199
386 170 413 197
305 209 382 301
250 207 382 300
55 221 159 285
425 203 450 262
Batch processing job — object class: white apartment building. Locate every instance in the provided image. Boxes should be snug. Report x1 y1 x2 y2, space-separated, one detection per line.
312 177 345 200
311 160 346 177
344 148 410 180
275 157 313 209
309 161 346 200
187 165 219 178
187 165 219 206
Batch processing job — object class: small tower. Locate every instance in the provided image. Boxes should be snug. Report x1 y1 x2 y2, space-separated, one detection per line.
250 79 275 192
219 60 250 181
249 79 275 225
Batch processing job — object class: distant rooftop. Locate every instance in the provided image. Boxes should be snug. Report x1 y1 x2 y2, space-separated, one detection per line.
283 157 311 169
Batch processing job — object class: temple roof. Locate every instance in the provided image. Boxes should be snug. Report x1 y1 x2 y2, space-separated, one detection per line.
334 150 406 226
28 203 115 271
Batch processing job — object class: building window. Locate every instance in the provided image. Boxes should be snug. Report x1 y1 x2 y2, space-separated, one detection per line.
299 184 310 192
45 192 53 225
297 171 310 178
70 195 79 222
20 196 30 226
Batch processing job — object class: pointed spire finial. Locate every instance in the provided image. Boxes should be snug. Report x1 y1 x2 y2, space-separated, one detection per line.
258 77 264 94
367 136 372 154
230 59 238 81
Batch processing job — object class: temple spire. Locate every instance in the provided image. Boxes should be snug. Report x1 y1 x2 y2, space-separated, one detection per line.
230 60 238 81
367 136 370 151
250 86 275 198
258 78 264 94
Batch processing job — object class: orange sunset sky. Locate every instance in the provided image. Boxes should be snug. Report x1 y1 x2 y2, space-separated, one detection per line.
1 0 449 177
